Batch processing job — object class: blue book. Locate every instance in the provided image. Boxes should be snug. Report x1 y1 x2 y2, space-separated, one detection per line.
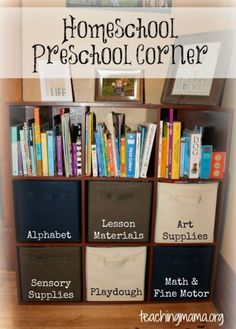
200 145 213 179
47 131 54 176
95 131 103 177
180 137 186 178
126 132 136 178
183 136 190 177
115 137 121 177
139 125 147 165
97 124 107 177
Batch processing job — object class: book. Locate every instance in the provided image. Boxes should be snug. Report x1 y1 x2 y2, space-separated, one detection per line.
210 152 226 179
41 132 48 176
120 137 126 177
97 123 107 177
126 132 136 178
91 144 98 177
188 132 202 179
95 131 103 177
29 127 36 176
61 113 71 177
105 112 118 177
171 121 181 179
200 145 213 179
180 137 186 178
134 131 141 178
160 136 167 178
183 136 190 177
157 120 163 178
23 122 32 176
19 129 27 176
140 123 157 178
34 107 42 176
47 131 54 177
11 126 18 176
168 109 174 179
107 135 115 177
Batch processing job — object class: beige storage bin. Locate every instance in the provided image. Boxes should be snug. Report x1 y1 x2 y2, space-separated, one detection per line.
86 246 147 302
154 182 218 243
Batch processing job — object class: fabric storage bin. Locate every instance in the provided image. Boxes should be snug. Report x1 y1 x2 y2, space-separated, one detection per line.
13 180 81 242
88 181 152 242
154 182 218 243
18 247 82 302
86 246 147 301
151 246 213 300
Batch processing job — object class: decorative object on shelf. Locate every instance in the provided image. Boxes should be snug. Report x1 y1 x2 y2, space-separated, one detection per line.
38 61 73 102
66 0 142 7
161 31 232 106
142 0 172 8
95 69 143 103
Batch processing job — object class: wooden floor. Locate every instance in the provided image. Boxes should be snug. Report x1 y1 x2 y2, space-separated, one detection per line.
0 272 223 329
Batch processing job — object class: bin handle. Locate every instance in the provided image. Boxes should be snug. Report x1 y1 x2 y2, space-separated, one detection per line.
172 194 202 205
103 257 127 267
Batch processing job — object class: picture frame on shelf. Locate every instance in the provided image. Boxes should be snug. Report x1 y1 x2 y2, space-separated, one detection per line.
38 61 73 102
95 69 143 103
161 31 232 106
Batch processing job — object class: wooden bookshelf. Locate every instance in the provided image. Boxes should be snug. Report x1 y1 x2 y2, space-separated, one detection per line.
9 102 233 305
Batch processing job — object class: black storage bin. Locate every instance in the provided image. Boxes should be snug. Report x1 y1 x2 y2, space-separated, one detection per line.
18 247 82 302
88 181 152 242
152 246 213 300
13 180 81 242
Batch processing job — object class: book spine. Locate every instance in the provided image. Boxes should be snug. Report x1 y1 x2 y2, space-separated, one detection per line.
126 132 136 178
200 145 213 179
120 137 126 177
135 132 141 178
183 136 190 177
19 129 27 176
29 128 36 176
98 125 107 177
34 107 42 176
85 112 89 175
41 132 48 176
165 122 170 178
11 127 18 176
180 137 186 178
157 121 163 178
91 144 98 177
107 137 115 177
171 122 181 179
189 133 202 179
23 123 32 176
140 126 146 164
76 135 82 176
71 143 77 177
140 123 157 178
17 141 23 176
47 131 55 177
56 135 63 176
210 152 226 179
168 109 174 179
95 131 103 177
103 132 110 176
160 137 167 178
115 137 121 177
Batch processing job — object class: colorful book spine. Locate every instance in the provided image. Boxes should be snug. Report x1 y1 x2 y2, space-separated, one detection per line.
140 123 157 178
95 131 103 177
120 137 126 177
106 112 118 176
107 137 115 177
19 129 27 176
11 127 18 176
76 133 82 176
56 135 63 176
126 132 136 178
135 132 141 178
17 141 23 176
47 131 55 177
34 107 42 176
23 122 32 176
115 137 121 177
71 143 77 177
200 145 213 179
103 132 110 176
29 127 36 176
165 122 170 178
210 152 226 179
183 136 190 177
171 121 181 179
160 137 167 178
41 132 48 176
91 144 98 177
188 133 202 179
98 124 107 177
168 109 174 179
157 121 163 178
139 125 146 164
180 137 186 178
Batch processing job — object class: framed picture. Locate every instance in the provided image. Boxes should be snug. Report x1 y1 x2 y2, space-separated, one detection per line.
66 0 142 7
161 31 232 106
95 70 143 102
38 61 73 102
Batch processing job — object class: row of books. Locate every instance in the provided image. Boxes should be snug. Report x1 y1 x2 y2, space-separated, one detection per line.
158 109 226 180
85 112 156 178
11 108 82 177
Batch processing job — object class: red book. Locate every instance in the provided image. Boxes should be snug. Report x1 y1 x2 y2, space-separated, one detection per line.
210 152 226 179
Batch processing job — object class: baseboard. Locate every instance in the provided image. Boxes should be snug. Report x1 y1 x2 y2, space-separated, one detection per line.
213 253 236 329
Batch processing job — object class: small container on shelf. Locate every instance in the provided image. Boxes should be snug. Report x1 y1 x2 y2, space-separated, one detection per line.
13 180 82 242
151 246 213 301
86 246 147 302
87 181 152 242
18 247 82 302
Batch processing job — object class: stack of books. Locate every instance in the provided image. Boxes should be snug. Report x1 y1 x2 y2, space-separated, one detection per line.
85 111 156 178
158 109 226 180
11 107 82 177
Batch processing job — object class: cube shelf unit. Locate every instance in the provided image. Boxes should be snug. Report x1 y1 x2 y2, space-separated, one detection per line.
9 102 233 304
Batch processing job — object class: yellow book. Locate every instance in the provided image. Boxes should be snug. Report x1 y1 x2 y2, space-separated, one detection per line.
34 107 42 176
171 121 181 179
120 137 126 177
41 132 48 176
160 137 167 178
